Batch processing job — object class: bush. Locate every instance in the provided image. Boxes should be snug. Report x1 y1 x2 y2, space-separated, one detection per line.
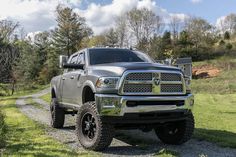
226 43 233 50
0 110 7 148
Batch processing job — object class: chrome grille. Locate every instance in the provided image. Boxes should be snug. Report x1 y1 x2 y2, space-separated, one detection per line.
126 73 152 81
123 84 152 93
121 71 185 95
161 73 181 81
161 84 183 93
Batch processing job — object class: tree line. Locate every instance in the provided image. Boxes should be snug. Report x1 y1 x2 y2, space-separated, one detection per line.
1 5 236 95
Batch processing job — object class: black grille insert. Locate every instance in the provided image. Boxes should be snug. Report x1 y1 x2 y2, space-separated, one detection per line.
126 100 185 107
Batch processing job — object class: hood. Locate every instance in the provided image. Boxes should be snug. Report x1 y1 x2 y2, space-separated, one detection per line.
89 62 182 77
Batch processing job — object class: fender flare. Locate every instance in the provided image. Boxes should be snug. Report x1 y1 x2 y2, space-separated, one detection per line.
82 80 96 93
51 85 57 98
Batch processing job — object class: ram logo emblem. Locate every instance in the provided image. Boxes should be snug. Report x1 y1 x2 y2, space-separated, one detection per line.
153 78 160 86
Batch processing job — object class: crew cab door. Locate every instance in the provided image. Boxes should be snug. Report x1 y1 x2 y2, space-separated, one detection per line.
61 52 85 105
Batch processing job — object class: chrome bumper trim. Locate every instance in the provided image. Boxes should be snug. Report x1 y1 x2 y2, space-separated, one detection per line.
95 94 194 116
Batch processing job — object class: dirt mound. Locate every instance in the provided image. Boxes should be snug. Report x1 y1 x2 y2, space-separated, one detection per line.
192 65 221 79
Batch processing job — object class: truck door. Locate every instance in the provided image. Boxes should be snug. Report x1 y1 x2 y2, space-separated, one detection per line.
61 54 79 105
70 52 85 105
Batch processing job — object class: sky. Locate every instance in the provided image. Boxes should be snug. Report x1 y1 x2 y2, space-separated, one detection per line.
0 0 235 35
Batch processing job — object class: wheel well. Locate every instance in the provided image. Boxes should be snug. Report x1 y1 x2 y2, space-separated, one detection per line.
51 88 56 98
82 86 95 104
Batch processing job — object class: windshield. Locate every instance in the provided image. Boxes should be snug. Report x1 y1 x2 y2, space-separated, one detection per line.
89 49 153 65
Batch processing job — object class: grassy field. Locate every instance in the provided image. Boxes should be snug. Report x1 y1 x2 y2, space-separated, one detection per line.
0 84 49 97
191 57 236 148
0 97 79 156
40 93 51 103
0 86 98 157
194 94 236 147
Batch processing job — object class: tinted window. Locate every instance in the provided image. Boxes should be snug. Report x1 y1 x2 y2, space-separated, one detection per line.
78 53 85 64
89 49 152 65
70 55 78 64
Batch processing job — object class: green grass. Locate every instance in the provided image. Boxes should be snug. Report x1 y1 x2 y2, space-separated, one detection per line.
0 97 98 157
0 84 49 97
0 109 7 148
40 93 51 103
191 57 236 148
154 149 179 157
193 93 236 148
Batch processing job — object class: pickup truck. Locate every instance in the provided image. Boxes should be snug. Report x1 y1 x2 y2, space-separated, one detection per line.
50 47 194 151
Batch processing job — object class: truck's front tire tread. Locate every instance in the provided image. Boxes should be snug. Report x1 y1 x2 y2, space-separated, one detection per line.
50 98 65 128
76 101 113 151
155 112 194 145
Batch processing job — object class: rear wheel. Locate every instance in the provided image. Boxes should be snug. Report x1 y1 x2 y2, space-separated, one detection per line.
50 98 65 128
76 101 113 151
155 112 194 145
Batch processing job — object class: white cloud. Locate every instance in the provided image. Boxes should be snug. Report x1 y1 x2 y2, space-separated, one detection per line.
0 0 189 35
169 13 189 22
191 0 202 4
0 0 80 34
216 16 227 33
76 0 188 34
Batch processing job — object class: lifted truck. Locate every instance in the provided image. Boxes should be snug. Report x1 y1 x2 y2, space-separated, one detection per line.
50 48 194 151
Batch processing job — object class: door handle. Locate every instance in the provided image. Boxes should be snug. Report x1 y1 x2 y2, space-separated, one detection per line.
70 76 75 79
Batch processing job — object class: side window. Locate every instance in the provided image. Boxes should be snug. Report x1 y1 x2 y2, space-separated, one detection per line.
66 55 78 72
77 53 85 64
70 55 78 64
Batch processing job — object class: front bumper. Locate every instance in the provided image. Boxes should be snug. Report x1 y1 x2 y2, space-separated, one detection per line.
95 94 194 116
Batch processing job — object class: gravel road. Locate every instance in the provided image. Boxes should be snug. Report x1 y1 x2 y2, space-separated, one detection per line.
16 89 236 157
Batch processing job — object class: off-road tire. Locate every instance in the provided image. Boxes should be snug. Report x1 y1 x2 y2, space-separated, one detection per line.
76 101 113 151
155 112 194 145
50 98 65 128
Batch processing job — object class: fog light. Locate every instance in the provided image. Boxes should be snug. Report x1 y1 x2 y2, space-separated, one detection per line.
190 99 194 106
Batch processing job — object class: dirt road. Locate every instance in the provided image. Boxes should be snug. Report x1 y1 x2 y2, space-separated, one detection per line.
16 89 236 157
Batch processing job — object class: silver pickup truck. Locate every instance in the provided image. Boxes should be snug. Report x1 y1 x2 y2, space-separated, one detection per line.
50 47 194 151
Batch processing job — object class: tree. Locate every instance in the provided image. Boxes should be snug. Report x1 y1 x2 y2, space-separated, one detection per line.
169 15 182 43
224 14 236 34
185 17 212 43
13 40 37 83
184 17 217 60
115 14 128 47
224 31 230 40
52 5 92 57
0 20 19 42
81 35 107 48
103 28 119 46
127 8 162 44
0 20 19 84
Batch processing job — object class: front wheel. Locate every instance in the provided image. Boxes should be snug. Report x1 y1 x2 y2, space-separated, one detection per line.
50 98 65 128
155 112 194 145
76 101 114 151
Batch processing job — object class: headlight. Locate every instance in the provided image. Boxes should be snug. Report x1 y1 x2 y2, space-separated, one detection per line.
184 76 191 93
96 77 120 89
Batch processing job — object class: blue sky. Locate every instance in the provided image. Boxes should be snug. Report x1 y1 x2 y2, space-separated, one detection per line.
79 0 236 24
157 0 236 24
0 0 235 34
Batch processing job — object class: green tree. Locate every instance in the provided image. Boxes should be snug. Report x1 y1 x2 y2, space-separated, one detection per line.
127 8 162 45
103 28 119 46
53 5 92 57
224 31 230 40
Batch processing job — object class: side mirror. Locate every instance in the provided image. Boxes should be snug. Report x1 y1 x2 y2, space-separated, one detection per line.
63 63 84 70
59 55 68 68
